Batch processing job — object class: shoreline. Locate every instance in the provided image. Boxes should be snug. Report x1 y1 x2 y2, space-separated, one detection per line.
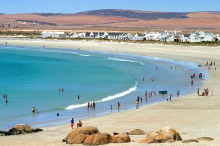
0 45 205 131
0 39 220 146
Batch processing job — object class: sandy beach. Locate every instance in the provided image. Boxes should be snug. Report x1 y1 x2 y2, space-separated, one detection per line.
0 38 220 146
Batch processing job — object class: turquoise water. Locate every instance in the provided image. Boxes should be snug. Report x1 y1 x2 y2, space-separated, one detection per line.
0 45 207 130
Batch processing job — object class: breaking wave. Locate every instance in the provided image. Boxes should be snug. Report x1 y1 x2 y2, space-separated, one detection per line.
108 57 145 65
65 81 137 110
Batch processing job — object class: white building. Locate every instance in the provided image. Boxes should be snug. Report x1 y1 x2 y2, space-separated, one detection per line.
214 34 220 42
107 33 132 40
144 31 169 41
39 31 66 38
181 34 191 42
188 31 214 42
144 32 160 41
90 32 108 39
132 33 145 40
69 32 79 38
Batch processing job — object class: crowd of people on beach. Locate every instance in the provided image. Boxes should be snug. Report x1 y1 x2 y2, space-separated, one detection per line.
206 61 217 70
3 59 216 130
197 88 213 96
67 60 217 129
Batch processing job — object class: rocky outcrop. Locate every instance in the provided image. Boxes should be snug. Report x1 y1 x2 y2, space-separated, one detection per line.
111 132 131 143
84 133 112 145
63 126 131 145
0 124 43 136
129 129 146 135
140 127 182 143
63 126 99 144
197 137 214 141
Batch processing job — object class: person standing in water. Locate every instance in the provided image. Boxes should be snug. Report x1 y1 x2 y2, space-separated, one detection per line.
111 105 113 111
87 102 90 110
169 94 172 101
117 102 120 111
191 80 194 85
93 102 96 110
177 90 180 97
5 99 8 105
197 88 200 96
77 95 80 100
70 118 74 129
151 76 154 81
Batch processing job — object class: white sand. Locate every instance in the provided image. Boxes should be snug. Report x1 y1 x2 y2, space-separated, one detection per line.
0 39 220 146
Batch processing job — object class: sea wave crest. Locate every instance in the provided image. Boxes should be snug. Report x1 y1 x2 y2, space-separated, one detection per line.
108 57 144 65
65 82 137 110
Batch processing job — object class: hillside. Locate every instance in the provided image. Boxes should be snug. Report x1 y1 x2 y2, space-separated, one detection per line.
0 9 220 32
76 9 189 20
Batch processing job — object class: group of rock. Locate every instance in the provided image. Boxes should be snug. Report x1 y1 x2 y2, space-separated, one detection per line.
63 126 214 145
62 126 131 145
0 124 214 145
0 124 43 136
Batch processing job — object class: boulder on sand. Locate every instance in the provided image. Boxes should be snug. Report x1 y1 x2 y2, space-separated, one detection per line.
63 126 100 144
140 127 182 143
111 132 131 143
83 133 112 145
0 124 43 136
129 129 146 135
63 126 131 145
88 133 112 145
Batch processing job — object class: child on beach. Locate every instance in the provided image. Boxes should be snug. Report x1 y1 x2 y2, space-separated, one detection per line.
70 118 74 129
77 120 82 127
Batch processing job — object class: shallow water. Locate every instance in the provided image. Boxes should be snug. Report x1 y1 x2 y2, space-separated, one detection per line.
0 45 207 130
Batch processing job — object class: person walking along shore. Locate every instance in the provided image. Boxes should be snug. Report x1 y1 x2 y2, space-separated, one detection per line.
70 118 74 129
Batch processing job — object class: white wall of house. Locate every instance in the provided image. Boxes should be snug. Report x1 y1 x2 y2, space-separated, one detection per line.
39 31 65 38
39 30 217 42
70 32 78 38
131 33 144 40
203 33 214 42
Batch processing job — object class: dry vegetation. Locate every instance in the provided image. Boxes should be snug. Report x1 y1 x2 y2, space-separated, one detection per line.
0 10 220 33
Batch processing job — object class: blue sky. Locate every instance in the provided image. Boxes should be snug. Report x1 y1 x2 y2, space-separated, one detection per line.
0 0 219 14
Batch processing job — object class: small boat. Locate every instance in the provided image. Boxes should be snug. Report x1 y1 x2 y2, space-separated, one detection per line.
158 91 167 95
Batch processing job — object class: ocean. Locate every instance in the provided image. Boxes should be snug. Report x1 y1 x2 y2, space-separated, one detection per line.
0 45 207 130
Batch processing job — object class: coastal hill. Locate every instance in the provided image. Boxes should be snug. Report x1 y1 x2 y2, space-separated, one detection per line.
75 9 189 20
0 9 220 32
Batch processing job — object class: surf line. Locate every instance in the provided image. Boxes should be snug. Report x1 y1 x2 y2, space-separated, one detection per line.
108 57 145 65
65 81 138 110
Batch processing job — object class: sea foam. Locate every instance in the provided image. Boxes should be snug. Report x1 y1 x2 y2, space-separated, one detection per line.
108 57 145 65
65 82 137 110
